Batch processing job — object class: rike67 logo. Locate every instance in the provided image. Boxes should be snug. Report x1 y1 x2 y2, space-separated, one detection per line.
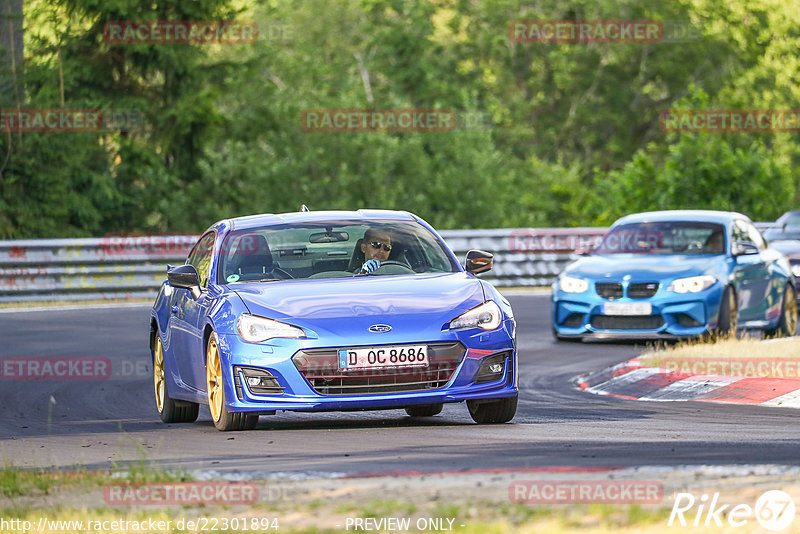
669 490 796 531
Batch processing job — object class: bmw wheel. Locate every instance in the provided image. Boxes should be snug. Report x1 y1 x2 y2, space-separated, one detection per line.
206 331 258 431
764 285 798 338
715 286 738 337
154 335 199 423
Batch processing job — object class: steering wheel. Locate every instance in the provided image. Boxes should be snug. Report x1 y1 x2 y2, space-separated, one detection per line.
372 260 414 273
352 260 414 276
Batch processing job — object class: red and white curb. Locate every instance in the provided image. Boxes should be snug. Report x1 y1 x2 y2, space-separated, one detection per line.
575 357 800 408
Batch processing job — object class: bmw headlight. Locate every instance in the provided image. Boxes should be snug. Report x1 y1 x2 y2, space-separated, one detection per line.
667 275 717 294
449 301 502 331
237 314 306 343
792 265 800 278
559 276 589 293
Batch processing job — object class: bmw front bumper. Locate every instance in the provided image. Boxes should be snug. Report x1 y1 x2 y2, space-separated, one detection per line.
552 284 725 339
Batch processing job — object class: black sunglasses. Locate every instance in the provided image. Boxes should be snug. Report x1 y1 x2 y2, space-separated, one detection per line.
369 241 392 252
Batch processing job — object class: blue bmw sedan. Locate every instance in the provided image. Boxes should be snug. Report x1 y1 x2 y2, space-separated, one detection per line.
150 209 517 430
552 210 797 341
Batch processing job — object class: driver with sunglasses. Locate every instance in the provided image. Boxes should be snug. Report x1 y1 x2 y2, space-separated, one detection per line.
358 228 393 274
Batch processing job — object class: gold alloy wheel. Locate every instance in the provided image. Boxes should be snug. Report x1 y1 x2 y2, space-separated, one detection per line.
206 334 223 423
153 337 165 413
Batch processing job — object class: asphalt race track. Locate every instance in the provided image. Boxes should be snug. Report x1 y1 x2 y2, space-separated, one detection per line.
1 294 799 476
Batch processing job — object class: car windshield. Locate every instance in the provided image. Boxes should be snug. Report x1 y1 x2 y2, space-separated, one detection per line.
594 222 726 255
764 228 800 241
778 213 800 226
217 220 459 283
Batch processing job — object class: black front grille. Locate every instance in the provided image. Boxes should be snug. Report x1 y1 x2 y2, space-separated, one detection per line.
293 342 465 395
596 283 623 299
590 315 664 330
628 282 659 299
674 313 702 327
561 313 584 328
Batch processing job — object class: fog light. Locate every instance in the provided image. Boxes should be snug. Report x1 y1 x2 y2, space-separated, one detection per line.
474 353 509 383
234 366 284 398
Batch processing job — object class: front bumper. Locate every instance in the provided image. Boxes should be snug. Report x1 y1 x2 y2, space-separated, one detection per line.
552 283 724 339
214 319 517 413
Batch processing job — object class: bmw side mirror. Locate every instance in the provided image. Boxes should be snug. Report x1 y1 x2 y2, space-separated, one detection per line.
465 250 493 274
168 264 202 299
732 241 759 257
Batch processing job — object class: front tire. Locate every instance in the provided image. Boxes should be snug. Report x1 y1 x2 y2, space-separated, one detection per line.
715 286 738 337
467 395 517 424
405 404 443 417
154 335 199 423
764 284 798 338
206 332 258 431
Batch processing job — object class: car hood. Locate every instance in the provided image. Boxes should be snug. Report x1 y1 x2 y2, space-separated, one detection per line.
233 272 486 334
565 254 724 281
769 240 800 260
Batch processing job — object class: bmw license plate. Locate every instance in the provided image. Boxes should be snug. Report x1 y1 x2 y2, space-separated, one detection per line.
338 345 428 371
602 302 652 315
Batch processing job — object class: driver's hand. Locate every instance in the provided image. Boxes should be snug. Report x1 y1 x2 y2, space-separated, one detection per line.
360 259 381 274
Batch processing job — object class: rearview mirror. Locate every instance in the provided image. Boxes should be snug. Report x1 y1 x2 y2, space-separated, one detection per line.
465 250 493 275
168 264 202 299
309 231 350 243
732 241 759 257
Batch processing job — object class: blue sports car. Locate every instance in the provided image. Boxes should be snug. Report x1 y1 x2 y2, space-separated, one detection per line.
552 210 797 341
150 209 517 430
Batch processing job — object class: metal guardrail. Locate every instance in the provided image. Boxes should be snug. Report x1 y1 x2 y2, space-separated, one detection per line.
0 236 197 302
0 229 608 302
0 223 775 302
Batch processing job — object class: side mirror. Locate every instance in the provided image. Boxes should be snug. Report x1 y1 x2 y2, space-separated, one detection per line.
575 245 594 256
168 264 202 299
465 250 493 275
732 241 759 257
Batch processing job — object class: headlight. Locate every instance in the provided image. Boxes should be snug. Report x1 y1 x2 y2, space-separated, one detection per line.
792 265 800 278
667 275 717 294
559 276 589 293
236 314 306 343
449 301 503 331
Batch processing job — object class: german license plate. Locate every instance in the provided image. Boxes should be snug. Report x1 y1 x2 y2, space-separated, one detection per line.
602 302 652 315
338 345 428 371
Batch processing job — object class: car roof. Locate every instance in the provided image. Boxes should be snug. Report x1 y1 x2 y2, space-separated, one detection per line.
612 210 749 226
215 209 417 232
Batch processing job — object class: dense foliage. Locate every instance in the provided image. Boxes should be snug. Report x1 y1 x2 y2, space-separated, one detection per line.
0 0 798 237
